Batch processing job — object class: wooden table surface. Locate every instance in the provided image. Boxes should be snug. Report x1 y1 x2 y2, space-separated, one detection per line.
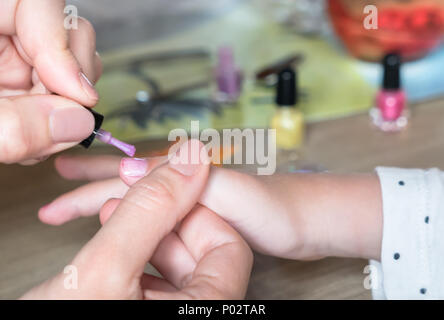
2 98 444 299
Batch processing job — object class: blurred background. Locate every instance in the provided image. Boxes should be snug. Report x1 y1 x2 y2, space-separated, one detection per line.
2 0 444 299
67 0 444 149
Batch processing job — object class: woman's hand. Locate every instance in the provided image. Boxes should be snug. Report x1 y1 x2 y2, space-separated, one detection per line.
23 141 252 299
0 0 102 164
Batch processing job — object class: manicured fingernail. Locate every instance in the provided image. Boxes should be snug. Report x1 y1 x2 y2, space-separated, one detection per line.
169 142 201 176
121 158 148 177
50 108 95 143
79 72 99 101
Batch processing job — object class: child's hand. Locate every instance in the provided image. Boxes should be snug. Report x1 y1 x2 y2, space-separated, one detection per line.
42 151 382 261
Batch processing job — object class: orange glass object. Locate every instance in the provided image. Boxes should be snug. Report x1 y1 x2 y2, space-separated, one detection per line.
328 0 444 61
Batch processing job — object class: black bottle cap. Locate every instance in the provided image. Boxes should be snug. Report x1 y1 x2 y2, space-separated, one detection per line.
80 109 104 148
276 67 298 107
382 53 402 90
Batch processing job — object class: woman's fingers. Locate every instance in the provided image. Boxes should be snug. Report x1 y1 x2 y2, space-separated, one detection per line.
13 0 99 106
23 141 210 299
68 17 101 84
100 198 197 289
150 232 197 289
71 141 210 292
145 205 253 300
100 201 252 299
55 155 122 181
39 178 128 226
27 17 103 97
0 35 32 90
0 94 94 164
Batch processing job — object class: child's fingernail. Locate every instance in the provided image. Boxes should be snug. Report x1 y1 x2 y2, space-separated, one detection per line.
121 158 148 177
79 72 99 101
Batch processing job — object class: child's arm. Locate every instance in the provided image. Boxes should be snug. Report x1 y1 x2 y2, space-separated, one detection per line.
199 168 383 261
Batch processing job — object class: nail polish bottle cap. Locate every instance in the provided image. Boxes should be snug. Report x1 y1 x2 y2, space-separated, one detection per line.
382 53 402 90
80 108 104 148
276 67 298 107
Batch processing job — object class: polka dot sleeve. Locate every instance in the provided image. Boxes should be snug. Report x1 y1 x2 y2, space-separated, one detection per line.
370 167 444 299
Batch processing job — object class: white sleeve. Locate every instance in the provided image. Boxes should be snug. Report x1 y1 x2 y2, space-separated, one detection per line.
370 167 444 299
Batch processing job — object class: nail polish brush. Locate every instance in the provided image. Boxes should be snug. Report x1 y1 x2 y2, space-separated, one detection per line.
80 109 136 157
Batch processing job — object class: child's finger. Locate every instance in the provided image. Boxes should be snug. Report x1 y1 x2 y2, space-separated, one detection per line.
99 198 121 225
39 178 128 225
55 155 122 181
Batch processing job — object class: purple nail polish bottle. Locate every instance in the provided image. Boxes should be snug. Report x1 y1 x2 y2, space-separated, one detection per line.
215 46 243 103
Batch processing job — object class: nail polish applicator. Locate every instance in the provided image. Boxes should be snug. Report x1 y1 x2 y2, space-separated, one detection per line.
80 109 136 157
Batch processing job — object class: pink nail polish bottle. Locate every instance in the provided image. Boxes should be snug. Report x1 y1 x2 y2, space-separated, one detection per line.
370 53 409 132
